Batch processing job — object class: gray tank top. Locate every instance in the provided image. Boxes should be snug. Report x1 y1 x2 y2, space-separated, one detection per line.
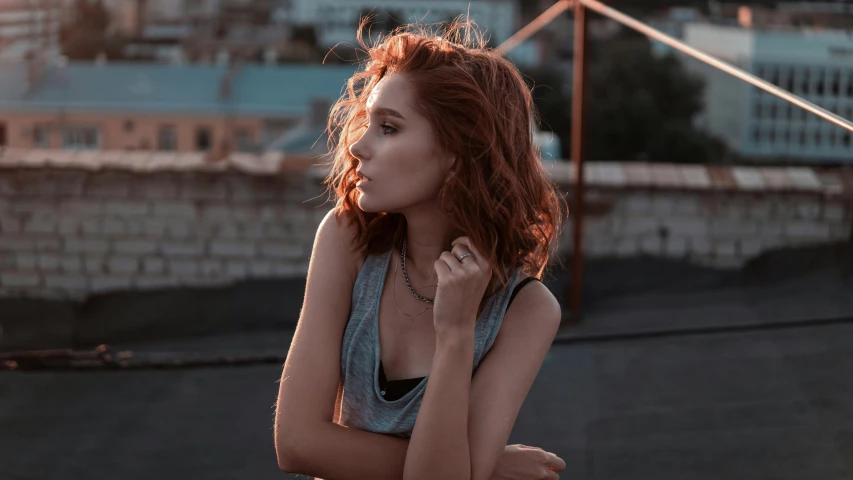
337 247 523 439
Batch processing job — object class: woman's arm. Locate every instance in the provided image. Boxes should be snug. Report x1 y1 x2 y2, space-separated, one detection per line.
403 281 562 480
402 327 476 480
274 209 461 480
282 421 411 479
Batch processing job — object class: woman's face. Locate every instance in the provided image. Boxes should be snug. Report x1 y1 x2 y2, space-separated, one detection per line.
348 73 452 214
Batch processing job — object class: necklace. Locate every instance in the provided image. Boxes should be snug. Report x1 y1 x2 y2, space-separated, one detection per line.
401 235 435 303
392 257 433 317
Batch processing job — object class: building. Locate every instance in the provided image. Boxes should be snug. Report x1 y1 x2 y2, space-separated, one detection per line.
0 0 62 62
684 23 853 163
0 60 355 155
648 7 705 57
282 0 518 49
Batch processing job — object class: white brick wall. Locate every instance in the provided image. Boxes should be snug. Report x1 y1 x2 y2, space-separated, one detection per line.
0 169 322 300
557 191 851 269
1 166 851 300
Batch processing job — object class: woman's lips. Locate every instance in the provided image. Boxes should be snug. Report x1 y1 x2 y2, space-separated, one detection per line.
356 177 370 188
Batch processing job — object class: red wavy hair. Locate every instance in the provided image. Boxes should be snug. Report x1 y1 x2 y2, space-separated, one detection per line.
322 18 568 305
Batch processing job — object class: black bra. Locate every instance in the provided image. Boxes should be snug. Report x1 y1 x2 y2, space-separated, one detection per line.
378 276 540 400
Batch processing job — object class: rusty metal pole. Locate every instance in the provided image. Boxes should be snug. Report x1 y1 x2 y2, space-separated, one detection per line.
568 2 588 321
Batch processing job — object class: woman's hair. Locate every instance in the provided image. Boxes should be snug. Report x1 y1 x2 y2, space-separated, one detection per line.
322 17 568 304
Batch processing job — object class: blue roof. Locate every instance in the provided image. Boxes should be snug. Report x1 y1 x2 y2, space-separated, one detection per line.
268 127 329 154
0 62 357 116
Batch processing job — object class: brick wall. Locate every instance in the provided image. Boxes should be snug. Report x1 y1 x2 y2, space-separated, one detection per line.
0 149 852 300
0 166 326 300
544 162 853 268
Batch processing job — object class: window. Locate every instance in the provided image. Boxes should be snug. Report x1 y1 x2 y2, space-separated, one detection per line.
753 127 761 143
799 130 806 145
843 132 851 148
816 69 826 96
831 70 840 96
158 125 177 151
124 120 135 132
754 103 762 119
63 126 100 149
33 125 49 147
196 126 212 151
801 70 811 95
770 103 777 119
814 131 822 146
847 73 853 97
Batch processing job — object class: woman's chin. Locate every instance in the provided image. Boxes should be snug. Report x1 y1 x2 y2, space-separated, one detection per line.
357 195 377 213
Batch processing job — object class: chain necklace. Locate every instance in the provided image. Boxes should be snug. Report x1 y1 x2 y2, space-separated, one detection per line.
392 257 433 317
392 234 437 317
401 235 435 303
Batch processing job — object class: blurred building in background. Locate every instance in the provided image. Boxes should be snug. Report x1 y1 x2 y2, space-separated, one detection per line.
0 0 62 62
283 0 518 48
0 59 354 155
708 1 853 29
684 22 853 164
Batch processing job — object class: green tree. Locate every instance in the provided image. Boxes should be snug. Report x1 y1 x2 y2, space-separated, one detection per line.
586 33 725 162
290 25 318 46
61 0 125 60
521 65 573 159
521 32 726 163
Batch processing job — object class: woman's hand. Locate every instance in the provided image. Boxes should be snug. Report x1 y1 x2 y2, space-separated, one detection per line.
491 444 566 480
432 236 493 336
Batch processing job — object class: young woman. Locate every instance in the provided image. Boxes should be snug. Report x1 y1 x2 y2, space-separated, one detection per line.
274 19 569 480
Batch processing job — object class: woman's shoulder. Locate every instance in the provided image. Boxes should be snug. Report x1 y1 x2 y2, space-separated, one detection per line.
316 209 366 285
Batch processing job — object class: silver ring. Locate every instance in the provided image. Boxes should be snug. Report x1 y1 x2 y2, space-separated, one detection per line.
457 253 473 262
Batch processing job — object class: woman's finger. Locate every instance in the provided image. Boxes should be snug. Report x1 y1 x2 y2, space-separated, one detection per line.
438 251 462 273
450 244 474 265
450 236 487 270
546 452 567 471
434 254 452 280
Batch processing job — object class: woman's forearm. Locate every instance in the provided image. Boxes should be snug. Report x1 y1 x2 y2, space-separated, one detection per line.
284 420 410 480
403 327 475 480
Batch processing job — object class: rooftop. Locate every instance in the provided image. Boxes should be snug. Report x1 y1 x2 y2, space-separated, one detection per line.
0 62 357 115
1 245 852 479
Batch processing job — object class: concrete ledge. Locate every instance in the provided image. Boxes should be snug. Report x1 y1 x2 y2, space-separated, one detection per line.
0 277 306 352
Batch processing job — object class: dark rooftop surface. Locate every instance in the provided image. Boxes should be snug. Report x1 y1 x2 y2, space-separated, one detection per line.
2 244 852 479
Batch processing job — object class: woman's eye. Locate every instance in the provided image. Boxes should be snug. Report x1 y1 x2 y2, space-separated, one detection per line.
380 124 397 135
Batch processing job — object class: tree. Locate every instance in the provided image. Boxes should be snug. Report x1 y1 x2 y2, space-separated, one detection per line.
585 32 726 162
520 66 573 159
521 31 726 163
61 0 125 60
290 25 318 47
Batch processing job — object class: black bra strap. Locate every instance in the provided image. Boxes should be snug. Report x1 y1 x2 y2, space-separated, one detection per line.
508 276 539 307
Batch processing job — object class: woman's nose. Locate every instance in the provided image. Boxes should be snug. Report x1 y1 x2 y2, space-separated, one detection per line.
349 134 369 161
